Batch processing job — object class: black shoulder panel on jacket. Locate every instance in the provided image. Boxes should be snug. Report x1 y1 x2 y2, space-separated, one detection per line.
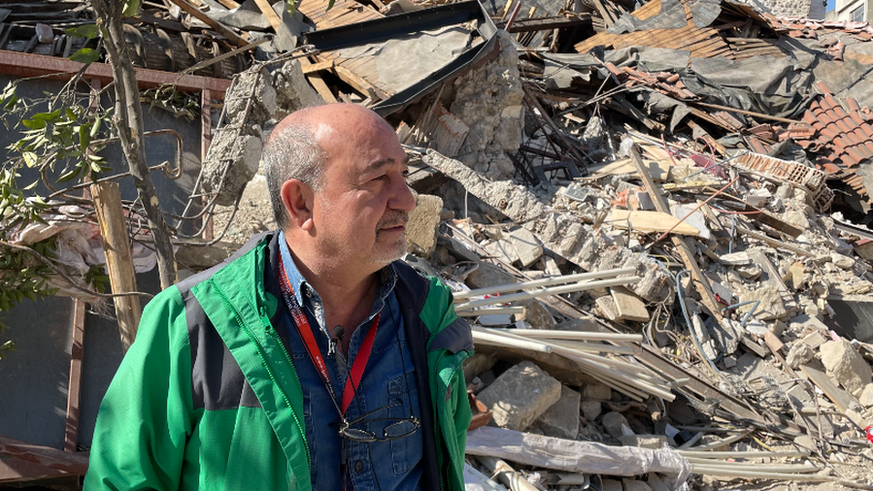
176 232 275 411
429 317 473 354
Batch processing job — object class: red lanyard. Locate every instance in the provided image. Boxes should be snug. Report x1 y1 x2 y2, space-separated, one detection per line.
278 254 379 415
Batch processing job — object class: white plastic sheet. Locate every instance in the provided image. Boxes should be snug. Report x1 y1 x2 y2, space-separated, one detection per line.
466 426 691 490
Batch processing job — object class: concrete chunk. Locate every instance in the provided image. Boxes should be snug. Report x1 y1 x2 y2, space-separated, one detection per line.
583 382 613 400
860 383 873 407
601 411 630 439
406 194 443 257
601 479 623 491
800 330 828 349
618 435 669 449
581 400 603 420
623 478 654 491
507 226 543 267
820 339 872 396
476 361 562 431
739 286 787 321
785 342 815 369
536 386 581 440
518 299 554 330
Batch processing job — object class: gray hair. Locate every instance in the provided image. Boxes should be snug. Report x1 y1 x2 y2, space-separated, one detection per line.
262 123 327 230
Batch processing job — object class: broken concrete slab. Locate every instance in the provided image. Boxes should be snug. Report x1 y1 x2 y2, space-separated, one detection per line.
406 194 443 257
610 286 650 322
477 361 562 431
719 251 752 265
422 150 672 302
800 330 828 349
820 338 872 396
535 386 581 439
739 286 788 321
465 261 519 289
507 226 543 267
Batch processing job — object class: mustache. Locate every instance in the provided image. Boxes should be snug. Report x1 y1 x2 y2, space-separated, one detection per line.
377 211 409 229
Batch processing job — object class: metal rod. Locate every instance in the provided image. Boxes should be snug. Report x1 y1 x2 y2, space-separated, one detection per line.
490 328 643 342
471 329 552 353
455 276 641 311
454 267 637 301
457 306 524 317
678 450 810 458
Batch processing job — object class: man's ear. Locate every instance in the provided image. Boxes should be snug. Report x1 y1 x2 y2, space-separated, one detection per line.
280 179 315 231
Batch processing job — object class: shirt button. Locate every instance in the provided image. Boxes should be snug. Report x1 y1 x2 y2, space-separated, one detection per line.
354 461 364 473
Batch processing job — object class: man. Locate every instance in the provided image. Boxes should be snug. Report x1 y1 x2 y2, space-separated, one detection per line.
84 104 473 491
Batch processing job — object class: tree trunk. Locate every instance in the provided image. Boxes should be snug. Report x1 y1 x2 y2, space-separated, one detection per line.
92 0 177 290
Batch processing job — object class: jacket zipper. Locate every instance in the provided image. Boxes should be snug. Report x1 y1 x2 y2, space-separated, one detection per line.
211 279 311 466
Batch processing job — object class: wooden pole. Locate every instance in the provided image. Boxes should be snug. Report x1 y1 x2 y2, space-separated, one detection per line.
91 181 141 351
63 298 86 452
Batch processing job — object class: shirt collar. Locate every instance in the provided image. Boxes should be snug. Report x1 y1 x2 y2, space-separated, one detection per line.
277 231 397 313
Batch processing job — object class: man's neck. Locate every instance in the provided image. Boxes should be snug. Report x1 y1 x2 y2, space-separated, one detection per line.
285 240 378 348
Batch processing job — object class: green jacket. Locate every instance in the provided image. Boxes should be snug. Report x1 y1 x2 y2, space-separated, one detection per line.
84 232 473 491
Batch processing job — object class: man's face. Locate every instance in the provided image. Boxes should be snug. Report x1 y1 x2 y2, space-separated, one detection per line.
309 120 416 273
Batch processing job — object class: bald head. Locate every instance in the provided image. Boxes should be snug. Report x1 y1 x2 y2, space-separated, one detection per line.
263 104 398 230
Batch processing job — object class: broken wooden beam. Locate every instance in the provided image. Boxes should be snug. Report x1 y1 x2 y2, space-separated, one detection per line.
91 181 141 352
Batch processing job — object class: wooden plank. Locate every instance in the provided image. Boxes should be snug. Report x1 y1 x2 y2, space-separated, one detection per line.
736 226 815 257
91 182 141 352
302 59 335 74
0 436 89 476
0 456 69 483
63 299 86 453
167 0 249 47
331 62 390 100
610 286 650 322
606 209 702 237
629 146 723 321
253 0 282 30
800 364 866 429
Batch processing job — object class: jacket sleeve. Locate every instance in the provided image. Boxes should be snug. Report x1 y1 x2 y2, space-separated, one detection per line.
84 286 197 491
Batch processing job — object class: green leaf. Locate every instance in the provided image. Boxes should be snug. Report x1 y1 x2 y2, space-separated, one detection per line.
69 48 101 64
21 119 45 130
31 109 62 122
22 180 39 191
286 0 299 15
56 167 80 183
22 152 37 167
90 115 102 138
122 0 141 17
64 24 101 39
79 124 91 151
3 94 17 110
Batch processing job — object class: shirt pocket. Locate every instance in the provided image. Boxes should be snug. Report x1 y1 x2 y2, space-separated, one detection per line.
388 374 422 475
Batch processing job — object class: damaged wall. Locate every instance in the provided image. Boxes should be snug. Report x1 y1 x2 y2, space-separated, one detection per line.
449 31 525 181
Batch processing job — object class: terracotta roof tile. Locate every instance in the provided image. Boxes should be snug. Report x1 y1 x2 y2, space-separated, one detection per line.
817 82 833 95
847 98 862 112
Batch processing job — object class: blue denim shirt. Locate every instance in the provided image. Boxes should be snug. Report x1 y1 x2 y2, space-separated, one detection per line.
278 233 423 491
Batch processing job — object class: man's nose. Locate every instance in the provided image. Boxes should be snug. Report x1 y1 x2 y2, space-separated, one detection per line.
388 176 416 212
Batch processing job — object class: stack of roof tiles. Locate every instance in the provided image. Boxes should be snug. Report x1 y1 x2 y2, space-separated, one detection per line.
800 83 873 173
